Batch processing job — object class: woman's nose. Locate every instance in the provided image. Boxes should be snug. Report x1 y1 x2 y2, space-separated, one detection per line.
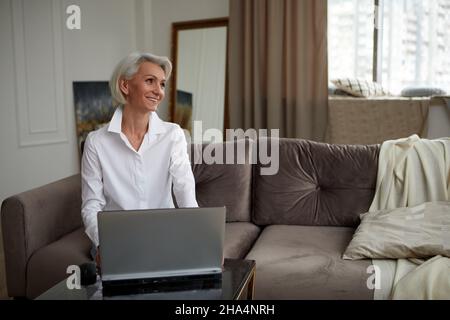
152 83 164 95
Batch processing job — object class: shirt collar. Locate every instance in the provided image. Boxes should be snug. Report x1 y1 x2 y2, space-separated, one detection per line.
107 107 123 134
108 106 167 135
148 111 167 135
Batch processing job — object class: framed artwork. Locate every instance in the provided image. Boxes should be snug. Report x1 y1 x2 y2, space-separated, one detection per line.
174 90 193 134
73 81 114 157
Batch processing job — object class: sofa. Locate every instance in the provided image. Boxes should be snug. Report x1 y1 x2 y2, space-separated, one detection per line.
1 138 379 299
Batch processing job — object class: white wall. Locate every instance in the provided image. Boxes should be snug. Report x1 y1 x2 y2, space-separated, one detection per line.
0 0 229 201
135 0 153 52
0 0 138 203
150 0 229 121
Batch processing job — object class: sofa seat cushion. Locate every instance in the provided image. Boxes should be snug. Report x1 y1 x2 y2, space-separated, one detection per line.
224 222 260 259
26 227 92 299
245 225 373 299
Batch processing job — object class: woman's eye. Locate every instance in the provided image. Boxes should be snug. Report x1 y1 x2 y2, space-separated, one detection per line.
161 83 166 89
146 78 154 84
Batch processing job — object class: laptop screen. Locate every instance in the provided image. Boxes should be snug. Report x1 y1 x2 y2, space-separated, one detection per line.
97 207 226 282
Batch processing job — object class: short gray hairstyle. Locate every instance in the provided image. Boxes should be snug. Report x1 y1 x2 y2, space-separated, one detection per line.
109 52 172 107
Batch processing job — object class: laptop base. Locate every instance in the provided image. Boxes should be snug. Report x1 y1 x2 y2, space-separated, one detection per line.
102 272 222 297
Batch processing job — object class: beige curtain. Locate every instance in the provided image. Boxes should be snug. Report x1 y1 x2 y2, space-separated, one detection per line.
228 0 328 141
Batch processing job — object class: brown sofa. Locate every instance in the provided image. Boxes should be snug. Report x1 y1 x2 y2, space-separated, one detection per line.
1 138 379 299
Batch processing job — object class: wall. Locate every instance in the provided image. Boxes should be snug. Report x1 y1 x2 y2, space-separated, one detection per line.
427 98 450 139
0 0 137 203
0 0 229 202
150 0 229 121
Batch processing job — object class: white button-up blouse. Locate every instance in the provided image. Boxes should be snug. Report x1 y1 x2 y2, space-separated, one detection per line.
81 107 198 247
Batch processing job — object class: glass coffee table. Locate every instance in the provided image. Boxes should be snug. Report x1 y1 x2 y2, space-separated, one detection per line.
37 259 256 300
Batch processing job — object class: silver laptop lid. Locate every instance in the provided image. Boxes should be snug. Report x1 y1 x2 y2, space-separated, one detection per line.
97 207 226 282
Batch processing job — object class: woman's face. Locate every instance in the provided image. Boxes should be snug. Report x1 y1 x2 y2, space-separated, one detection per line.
120 61 166 112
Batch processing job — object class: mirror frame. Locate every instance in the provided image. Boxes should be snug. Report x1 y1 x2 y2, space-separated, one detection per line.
170 17 229 132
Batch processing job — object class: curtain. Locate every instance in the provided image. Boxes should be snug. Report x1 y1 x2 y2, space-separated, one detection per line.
228 0 328 141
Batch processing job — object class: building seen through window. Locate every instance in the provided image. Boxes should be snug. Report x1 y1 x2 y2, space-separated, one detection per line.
328 0 450 94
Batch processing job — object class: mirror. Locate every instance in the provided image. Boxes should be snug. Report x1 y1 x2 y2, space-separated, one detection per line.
170 18 228 143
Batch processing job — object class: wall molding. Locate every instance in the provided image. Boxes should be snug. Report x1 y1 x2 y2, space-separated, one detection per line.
11 0 68 147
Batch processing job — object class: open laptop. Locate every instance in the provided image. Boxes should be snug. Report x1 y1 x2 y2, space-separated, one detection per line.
97 207 226 296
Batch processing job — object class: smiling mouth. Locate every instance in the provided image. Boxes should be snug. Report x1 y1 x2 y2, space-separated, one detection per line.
146 97 159 103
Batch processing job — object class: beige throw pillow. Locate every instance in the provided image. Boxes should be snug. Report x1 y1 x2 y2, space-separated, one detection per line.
343 202 450 260
332 78 388 97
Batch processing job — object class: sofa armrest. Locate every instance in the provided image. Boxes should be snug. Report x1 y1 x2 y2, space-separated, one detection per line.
1 174 83 297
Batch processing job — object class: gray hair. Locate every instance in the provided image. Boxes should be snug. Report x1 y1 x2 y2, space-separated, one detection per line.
109 52 172 107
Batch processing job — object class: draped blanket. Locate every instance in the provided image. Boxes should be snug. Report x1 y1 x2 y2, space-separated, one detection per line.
369 135 450 299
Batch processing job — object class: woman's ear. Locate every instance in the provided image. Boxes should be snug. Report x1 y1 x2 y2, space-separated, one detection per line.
119 78 129 96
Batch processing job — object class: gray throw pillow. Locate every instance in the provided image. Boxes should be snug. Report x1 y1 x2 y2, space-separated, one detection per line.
401 86 447 97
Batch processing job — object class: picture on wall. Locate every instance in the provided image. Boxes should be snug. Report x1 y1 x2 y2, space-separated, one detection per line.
73 81 114 157
174 90 193 134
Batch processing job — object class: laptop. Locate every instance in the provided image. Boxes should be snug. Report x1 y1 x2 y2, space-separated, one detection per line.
97 207 226 296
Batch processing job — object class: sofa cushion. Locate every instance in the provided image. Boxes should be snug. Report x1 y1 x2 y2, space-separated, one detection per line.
344 202 450 260
190 140 253 222
401 86 447 97
253 139 379 227
224 222 260 259
245 225 373 299
332 78 389 97
26 228 92 299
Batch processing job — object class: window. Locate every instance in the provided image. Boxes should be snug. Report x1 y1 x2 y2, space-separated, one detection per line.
328 0 450 94
328 0 374 81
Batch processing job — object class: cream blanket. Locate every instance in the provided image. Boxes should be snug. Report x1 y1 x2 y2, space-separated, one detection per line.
369 134 450 300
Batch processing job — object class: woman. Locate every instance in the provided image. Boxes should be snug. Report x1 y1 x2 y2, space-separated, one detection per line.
81 52 198 263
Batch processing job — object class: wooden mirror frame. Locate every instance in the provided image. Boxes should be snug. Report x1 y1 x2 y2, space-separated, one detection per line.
169 17 229 132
